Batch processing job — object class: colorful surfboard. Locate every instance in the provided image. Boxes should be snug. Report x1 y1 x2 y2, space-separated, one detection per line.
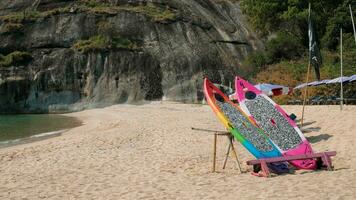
235 77 316 170
204 78 281 159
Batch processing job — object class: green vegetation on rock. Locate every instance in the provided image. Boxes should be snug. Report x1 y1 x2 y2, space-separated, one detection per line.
0 23 23 34
0 51 32 68
127 5 176 22
73 35 137 53
83 3 176 22
0 10 41 23
0 2 176 34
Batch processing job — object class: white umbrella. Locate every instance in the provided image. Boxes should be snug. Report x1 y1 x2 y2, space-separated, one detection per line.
295 75 356 90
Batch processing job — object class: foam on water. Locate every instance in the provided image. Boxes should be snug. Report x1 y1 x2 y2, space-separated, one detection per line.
30 130 68 138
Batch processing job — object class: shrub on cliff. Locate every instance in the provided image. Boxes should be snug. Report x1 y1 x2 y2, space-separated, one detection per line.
0 10 40 23
73 35 137 53
128 5 176 22
0 23 24 35
78 1 176 22
0 51 32 68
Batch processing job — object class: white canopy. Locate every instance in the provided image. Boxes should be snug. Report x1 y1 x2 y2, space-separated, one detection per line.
294 74 356 89
326 76 351 84
348 75 356 82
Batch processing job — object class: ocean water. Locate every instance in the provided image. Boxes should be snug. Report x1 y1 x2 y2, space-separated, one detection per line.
0 114 82 145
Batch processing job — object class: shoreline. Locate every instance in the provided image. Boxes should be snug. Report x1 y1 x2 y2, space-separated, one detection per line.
0 103 355 199
0 129 68 149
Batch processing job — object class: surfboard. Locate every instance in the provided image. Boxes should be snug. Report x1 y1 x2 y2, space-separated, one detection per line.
204 78 281 159
235 77 316 170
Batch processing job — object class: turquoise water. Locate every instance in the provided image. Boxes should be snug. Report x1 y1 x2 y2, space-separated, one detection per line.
0 114 82 143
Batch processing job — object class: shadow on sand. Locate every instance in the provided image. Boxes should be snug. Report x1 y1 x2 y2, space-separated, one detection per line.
296 120 317 127
298 120 333 143
301 127 321 133
296 120 321 133
306 134 333 143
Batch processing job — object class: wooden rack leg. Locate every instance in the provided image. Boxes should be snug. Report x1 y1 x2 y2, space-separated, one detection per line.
322 153 332 171
260 160 270 178
212 133 217 172
229 136 242 174
222 139 232 169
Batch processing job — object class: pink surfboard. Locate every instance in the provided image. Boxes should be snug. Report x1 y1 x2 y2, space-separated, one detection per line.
235 77 316 170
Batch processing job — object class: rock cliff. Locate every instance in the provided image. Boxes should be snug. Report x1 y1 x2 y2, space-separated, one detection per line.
0 0 261 113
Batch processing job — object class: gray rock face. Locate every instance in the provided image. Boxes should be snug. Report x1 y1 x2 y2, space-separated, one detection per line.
0 0 261 113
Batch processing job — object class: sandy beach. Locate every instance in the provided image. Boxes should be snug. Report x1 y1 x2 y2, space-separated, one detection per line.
0 102 356 199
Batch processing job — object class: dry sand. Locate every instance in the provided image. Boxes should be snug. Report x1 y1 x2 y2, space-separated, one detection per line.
0 102 355 199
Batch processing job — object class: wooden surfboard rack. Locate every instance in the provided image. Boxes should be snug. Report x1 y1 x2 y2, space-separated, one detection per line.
191 127 242 173
246 151 337 177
